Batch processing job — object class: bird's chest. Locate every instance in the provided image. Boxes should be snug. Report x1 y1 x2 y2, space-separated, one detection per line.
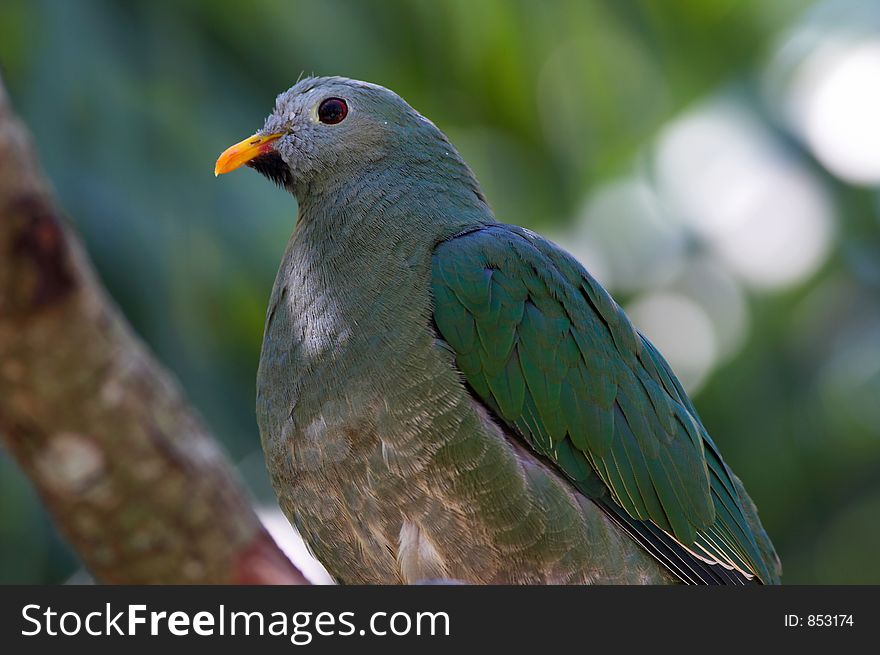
259 332 454 583
255 246 453 581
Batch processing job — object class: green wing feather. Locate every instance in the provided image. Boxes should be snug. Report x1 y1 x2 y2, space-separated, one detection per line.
431 224 781 584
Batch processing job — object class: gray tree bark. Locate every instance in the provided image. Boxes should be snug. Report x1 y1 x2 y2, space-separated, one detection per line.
0 74 308 584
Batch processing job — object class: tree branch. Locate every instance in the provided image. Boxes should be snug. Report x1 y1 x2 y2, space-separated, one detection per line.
0 74 308 584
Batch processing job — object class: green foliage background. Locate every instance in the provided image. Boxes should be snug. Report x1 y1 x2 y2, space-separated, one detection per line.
1 0 879 584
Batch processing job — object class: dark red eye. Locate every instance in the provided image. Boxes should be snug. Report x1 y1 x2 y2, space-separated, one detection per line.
318 97 348 124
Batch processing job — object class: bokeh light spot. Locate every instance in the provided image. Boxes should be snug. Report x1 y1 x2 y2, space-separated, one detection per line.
626 292 717 393
786 38 880 185
655 101 836 290
556 177 686 292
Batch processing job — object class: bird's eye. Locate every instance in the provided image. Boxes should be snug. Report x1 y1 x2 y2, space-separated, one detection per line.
318 98 348 125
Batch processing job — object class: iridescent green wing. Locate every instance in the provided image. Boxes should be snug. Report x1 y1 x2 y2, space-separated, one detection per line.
431 224 780 584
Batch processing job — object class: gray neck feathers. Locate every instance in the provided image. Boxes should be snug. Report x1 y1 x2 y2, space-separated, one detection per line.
268 133 494 376
291 130 493 291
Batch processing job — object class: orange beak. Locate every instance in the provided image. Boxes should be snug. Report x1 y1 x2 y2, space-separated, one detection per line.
214 133 284 176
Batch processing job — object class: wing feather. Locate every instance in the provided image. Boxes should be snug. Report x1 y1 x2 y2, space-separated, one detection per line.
431 224 780 584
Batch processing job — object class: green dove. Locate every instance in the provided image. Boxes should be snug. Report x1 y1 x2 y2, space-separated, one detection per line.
216 77 781 585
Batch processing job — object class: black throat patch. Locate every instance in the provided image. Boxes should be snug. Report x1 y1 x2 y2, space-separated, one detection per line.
247 152 292 188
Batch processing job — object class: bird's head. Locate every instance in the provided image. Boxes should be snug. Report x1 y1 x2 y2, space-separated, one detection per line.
215 76 459 199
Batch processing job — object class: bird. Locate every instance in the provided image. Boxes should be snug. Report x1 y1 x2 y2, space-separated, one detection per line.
215 76 781 585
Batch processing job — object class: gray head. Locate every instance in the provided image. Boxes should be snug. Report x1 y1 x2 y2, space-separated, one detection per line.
215 76 479 203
